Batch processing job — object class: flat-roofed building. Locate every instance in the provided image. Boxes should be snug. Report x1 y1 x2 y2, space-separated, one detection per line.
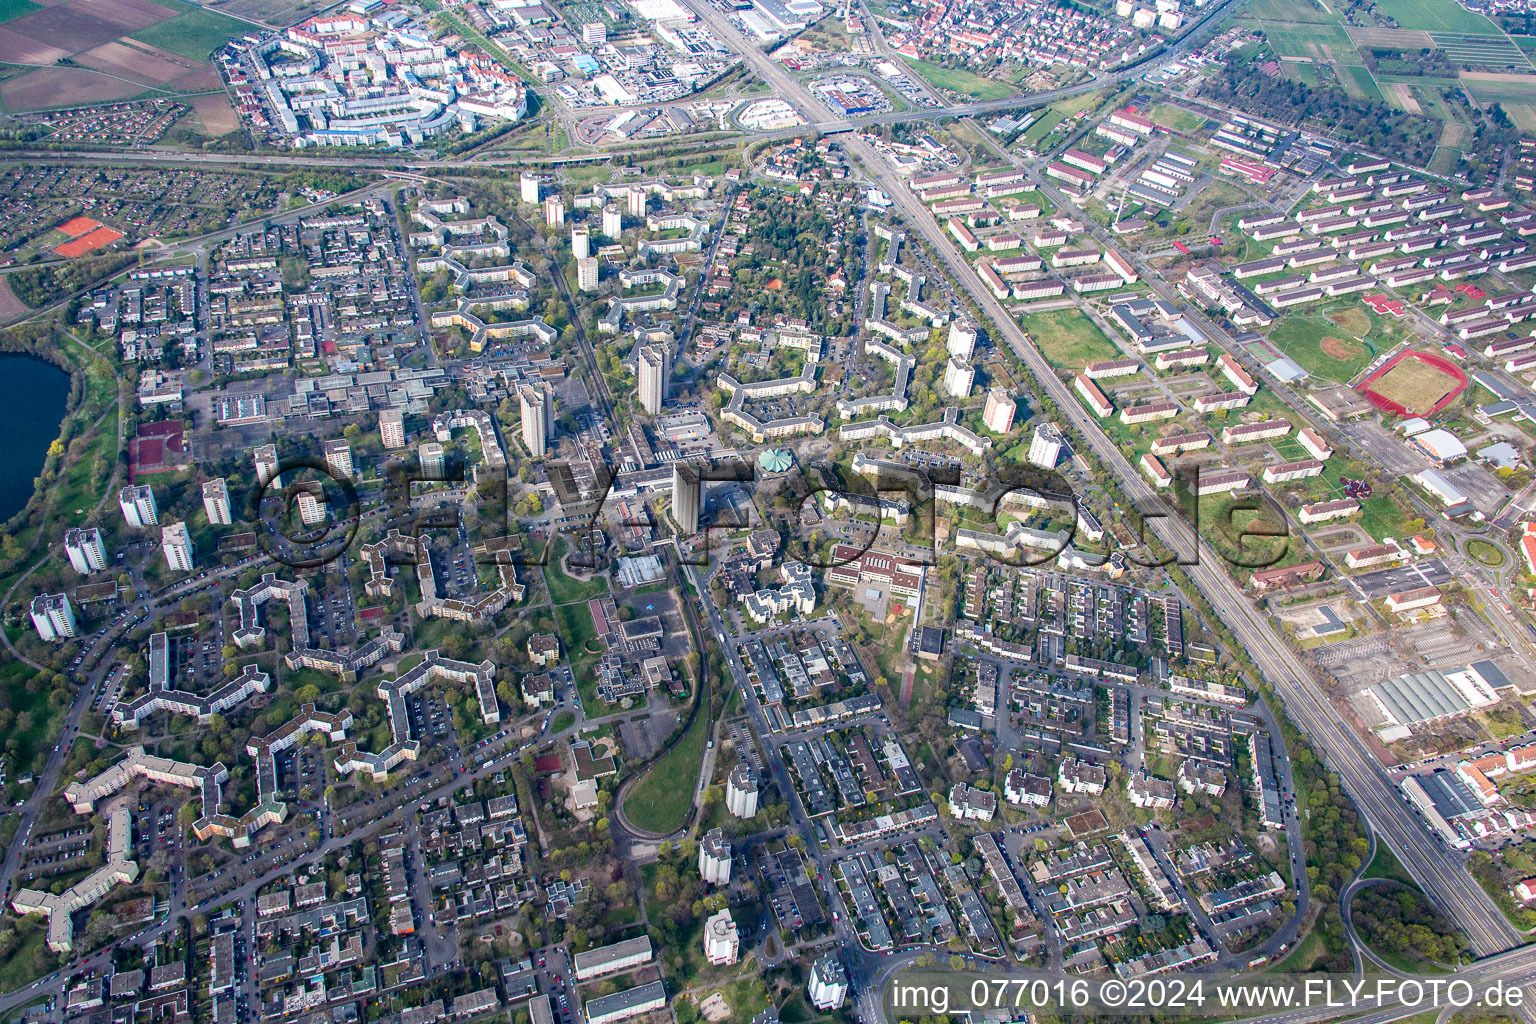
573 937 654 981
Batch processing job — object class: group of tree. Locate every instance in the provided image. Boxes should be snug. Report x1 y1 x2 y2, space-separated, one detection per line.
1201 56 1438 167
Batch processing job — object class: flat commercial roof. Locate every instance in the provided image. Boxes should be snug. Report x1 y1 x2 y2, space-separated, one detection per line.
1369 670 1469 726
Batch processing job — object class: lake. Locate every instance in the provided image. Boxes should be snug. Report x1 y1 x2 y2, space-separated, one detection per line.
0 354 70 523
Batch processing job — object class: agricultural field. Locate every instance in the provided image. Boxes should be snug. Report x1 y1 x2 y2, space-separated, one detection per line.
1383 0 1501 34
0 0 40 22
130 0 249 61
206 0 323 25
0 0 245 111
1019 308 1120 369
1259 21 1357 62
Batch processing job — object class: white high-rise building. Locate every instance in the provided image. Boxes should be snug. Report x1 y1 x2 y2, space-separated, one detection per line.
296 488 327 526
672 462 700 535
602 205 623 238
253 444 280 488
30 593 76 641
637 344 668 415
582 21 606 43
808 956 848 1011
203 478 232 526
520 172 541 204
698 828 731 884
577 257 599 292
418 442 446 480
379 409 406 449
324 439 354 479
64 528 107 575
703 909 739 966
944 358 975 399
520 383 554 457
545 197 566 228
1029 423 1065 469
161 522 195 572
726 764 758 818
627 186 646 218
948 319 978 360
983 389 1017 434
119 485 159 528
572 225 591 259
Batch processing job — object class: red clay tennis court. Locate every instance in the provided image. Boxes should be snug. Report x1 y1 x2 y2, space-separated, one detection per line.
55 225 125 257
57 216 103 238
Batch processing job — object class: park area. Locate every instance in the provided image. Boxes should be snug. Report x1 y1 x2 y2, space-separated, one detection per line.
1357 350 1468 416
1019 308 1119 370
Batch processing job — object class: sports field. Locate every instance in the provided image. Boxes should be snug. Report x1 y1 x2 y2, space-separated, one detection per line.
1357 350 1468 416
1267 311 1376 383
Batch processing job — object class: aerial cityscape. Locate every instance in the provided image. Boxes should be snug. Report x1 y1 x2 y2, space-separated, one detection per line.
9 0 1536 1019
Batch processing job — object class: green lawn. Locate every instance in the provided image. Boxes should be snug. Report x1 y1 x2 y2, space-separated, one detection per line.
899 57 1015 101
1341 64 1385 102
544 535 609 605
1362 842 1418 886
1265 312 1378 383
1149 103 1208 133
552 710 576 733
621 701 709 834
132 0 250 59
1266 926 1326 972
1019 308 1120 369
0 0 41 23
1018 90 1105 148
1467 538 1507 567
554 599 598 653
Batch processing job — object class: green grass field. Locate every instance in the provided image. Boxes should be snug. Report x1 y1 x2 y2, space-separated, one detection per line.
132 0 255 59
1149 103 1208 133
1341 64 1385 101
1460 75 1536 103
1244 0 1337 22
1362 842 1419 886
1259 21 1358 60
0 0 40 23
899 57 1015 101
1019 91 1105 148
543 536 609 605
1266 312 1378 383
1020 308 1120 369
1379 0 1501 33
621 702 709 834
